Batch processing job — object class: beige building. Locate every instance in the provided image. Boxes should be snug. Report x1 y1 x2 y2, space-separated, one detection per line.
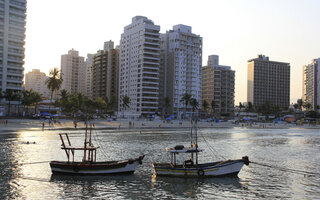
202 55 235 116
61 49 86 94
92 41 119 111
302 58 320 111
247 55 290 109
84 53 94 98
25 69 50 99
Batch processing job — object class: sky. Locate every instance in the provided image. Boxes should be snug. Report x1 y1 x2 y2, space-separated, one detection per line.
24 0 320 105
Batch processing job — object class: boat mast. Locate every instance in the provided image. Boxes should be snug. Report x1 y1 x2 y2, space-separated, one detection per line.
83 122 88 162
195 120 198 165
190 119 194 163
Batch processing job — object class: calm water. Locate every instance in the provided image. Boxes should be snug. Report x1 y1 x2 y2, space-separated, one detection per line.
0 126 320 199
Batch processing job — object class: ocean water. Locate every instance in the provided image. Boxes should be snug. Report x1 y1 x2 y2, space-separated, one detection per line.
0 127 319 199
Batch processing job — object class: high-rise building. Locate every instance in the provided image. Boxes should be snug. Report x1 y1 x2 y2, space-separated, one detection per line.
92 41 119 112
119 16 160 118
160 25 202 118
25 69 50 99
61 49 86 94
202 55 235 116
84 53 94 98
247 55 290 109
0 0 26 94
302 58 320 111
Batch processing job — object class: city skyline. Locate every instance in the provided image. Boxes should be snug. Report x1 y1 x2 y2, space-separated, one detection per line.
24 0 320 104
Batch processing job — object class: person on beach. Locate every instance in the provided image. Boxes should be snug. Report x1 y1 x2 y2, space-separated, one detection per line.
42 122 45 131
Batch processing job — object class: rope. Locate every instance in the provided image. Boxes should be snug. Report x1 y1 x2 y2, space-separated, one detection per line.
250 161 320 176
198 130 227 160
18 161 50 165
92 127 110 160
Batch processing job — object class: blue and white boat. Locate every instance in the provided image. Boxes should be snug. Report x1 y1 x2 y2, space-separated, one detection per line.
152 121 249 177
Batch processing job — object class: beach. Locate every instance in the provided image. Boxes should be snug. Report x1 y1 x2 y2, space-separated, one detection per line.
0 118 319 132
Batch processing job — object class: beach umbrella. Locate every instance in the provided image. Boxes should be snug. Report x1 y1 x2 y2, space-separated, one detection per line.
40 112 51 116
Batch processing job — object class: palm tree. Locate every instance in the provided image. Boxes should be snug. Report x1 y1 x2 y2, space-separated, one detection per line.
221 101 226 114
109 94 118 113
247 102 253 112
3 90 19 116
32 91 42 114
303 102 312 111
55 89 70 114
190 98 199 119
181 93 192 119
22 89 34 115
239 102 244 111
121 95 130 118
202 100 208 117
45 67 63 105
95 97 107 115
211 100 216 117
297 99 303 110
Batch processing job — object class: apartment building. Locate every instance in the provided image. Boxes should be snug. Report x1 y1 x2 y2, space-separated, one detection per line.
247 55 290 109
84 53 94 98
303 58 320 111
0 0 26 95
24 69 50 99
60 49 86 94
119 16 160 118
202 55 235 116
160 24 202 118
92 41 119 111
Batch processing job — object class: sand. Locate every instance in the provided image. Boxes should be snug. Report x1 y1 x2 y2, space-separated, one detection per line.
0 118 319 133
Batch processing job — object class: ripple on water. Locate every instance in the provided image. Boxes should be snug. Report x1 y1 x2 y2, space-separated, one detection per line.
0 128 319 199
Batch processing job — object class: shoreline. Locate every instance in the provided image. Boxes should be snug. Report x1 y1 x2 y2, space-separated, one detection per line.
0 119 319 133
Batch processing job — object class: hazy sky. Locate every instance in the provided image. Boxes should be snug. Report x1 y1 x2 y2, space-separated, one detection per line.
24 0 320 104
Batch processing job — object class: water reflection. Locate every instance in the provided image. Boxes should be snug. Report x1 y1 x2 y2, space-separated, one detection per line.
151 173 244 199
1 128 320 199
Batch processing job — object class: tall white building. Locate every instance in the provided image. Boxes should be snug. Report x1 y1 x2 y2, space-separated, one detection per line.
303 58 320 111
84 53 94 98
160 25 202 118
0 0 26 94
25 69 50 99
202 55 235 116
119 16 160 118
61 49 86 94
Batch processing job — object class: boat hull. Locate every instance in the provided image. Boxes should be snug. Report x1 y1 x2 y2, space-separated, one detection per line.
50 156 144 175
152 158 247 177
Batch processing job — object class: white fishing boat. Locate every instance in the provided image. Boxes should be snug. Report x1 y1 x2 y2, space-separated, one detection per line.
50 123 145 175
152 120 249 177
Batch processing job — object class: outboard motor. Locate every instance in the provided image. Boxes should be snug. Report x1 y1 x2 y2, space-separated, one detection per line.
242 156 250 165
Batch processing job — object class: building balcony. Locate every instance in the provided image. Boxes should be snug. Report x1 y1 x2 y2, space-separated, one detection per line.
143 56 160 61
141 85 159 90
143 46 159 51
144 32 160 37
7 65 23 70
142 91 158 95
7 78 23 83
142 60 159 65
144 36 160 41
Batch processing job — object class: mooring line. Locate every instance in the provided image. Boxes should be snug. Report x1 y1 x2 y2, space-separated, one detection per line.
250 161 320 176
18 161 51 165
